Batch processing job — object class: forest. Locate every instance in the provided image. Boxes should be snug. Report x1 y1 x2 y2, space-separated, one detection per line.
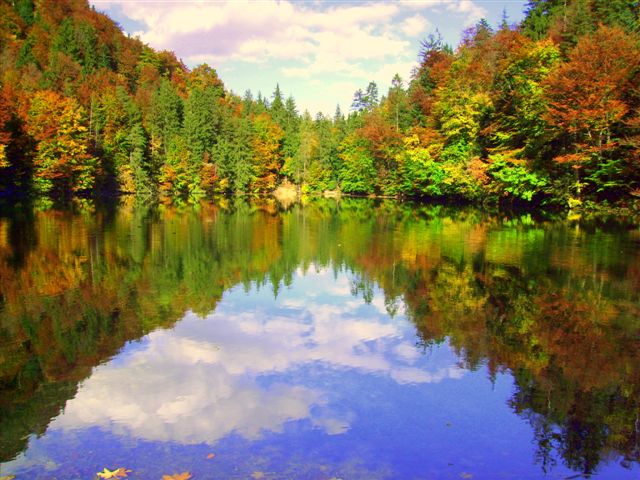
0 0 639 210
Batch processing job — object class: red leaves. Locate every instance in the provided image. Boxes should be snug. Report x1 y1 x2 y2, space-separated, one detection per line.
544 25 640 160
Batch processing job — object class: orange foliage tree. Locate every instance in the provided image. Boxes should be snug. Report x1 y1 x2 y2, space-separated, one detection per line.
251 112 284 192
544 26 640 195
26 90 97 195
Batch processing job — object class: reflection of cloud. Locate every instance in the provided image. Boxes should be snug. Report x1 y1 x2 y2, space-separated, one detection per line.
391 366 465 384
53 331 326 444
51 270 465 445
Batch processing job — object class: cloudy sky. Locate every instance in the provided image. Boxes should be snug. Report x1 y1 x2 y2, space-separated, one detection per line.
90 0 527 116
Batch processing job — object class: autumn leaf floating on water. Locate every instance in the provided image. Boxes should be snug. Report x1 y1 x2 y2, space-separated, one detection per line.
162 472 192 480
0 475 16 480
96 467 131 479
206 453 215 459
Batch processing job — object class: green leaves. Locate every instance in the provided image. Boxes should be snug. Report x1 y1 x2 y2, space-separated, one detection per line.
338 134 376 194
488 153 548 202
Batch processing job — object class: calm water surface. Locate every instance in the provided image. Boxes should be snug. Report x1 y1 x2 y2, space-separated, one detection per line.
0 199 639 479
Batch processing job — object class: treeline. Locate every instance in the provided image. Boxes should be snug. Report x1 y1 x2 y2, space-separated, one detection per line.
0 0 639 208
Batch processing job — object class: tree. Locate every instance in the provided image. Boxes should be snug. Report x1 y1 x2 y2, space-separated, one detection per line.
410 31 454 122
127 123 152 196
489 39 561 158
592 0 640 33
183 85 220 169
270 84 286 127
281 95 301 173
252 112 284 192
521 0 565 41
351 88 366 112
232 117 255 193
560 0 595 54
149 78 183 163
351 82 379 112
385 74 412 133
283 112 317 186
0 86 13 169
15 0 35 26
187 63 223 93
544 26 640 197
26 91 98 196
338 133 376 194
396 133 445 196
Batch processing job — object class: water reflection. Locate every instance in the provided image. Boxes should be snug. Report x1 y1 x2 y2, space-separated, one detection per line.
48 269 464 447
0 198 639 478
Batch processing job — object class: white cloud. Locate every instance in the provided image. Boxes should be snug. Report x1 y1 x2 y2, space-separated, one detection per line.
401 14 431 37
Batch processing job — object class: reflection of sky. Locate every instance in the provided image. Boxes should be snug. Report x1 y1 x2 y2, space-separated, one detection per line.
4 267 639 479
49 267 465 445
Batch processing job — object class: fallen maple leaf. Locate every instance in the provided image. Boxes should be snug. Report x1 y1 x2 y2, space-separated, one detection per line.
206 453 215 459
96 467 131 479
162 472 192 480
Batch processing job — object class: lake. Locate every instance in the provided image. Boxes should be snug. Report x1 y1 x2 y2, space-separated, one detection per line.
1 198 639 479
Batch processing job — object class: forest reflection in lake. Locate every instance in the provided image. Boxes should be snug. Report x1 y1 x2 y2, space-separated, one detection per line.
0 198 639 479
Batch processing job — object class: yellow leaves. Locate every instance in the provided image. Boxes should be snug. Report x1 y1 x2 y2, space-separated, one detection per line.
162 472 192 480
401 133 421 150
251 472 265 479
96 467 131 478
0 144 8 168
0 475 16 480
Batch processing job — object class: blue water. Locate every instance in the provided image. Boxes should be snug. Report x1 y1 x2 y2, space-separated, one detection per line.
2 266 637 479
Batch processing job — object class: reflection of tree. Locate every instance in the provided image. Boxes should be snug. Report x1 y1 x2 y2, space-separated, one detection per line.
0 198 639 475
342 203 640 476
393 255 639 475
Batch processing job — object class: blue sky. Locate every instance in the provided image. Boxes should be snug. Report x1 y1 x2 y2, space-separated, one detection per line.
90 1 527 116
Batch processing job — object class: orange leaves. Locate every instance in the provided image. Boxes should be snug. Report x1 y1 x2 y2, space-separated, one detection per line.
251 112 284 192
94 467 194 480
358 110 401 159
96 467 131 479
552 152 588 166
162 473 192 480
544 25 640 152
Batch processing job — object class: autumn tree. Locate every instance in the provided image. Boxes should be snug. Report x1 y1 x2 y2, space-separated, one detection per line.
26 90 97 196
409 31 454 123
0 86 13 169
251 112 284 192
544 26 640 199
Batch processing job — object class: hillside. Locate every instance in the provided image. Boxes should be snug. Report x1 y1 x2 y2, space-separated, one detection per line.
0 0 639 209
